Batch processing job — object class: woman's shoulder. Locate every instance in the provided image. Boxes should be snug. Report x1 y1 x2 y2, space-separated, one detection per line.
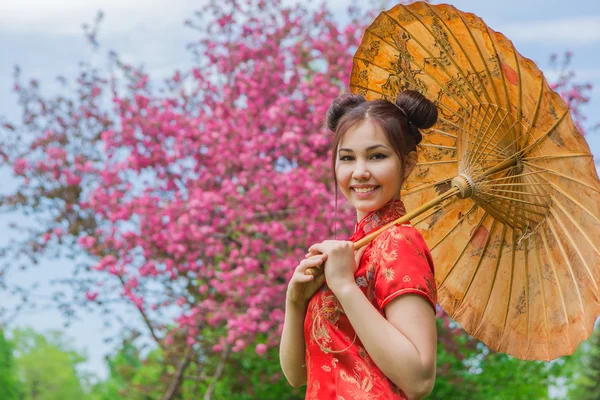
372 223 426 247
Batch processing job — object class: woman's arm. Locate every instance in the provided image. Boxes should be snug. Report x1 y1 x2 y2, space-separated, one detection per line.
279 253 327 388
279 300 308 387
335 286 437 399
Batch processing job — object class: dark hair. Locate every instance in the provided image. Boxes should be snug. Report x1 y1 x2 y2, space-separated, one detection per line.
325 90 438 187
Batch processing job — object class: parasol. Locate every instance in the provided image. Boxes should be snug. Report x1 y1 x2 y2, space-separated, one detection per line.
321 1 600 361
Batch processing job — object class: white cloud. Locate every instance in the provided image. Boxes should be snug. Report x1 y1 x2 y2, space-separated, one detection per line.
0 0 201 36
498 16 600 45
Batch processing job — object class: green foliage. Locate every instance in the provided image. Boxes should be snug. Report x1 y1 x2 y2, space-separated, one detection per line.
567 327 600 400
0 329 20 400
431 318 576 400
201 342 305 400
11 328 88 400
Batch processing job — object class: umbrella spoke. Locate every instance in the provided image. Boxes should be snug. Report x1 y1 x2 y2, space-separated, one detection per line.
456 219 499 312
544 216 588 319
487 188 550 199
428 128 458 138
403 177 453 196
540 225 574 345
520 83 546 149
475 224 508 336
548 207 600 293
352 82 464 128
429 203 478 251
519 109 569 156
522 161 600 194
530 235 552 361
439 211 489 289
500 230 518 342
425 3 496 105
467 105 501 166
379 11 475 108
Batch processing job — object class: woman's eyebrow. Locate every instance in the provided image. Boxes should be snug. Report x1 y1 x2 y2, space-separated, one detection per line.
338 144 389 153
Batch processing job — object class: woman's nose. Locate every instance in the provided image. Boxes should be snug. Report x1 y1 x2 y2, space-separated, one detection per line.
352 161 370 180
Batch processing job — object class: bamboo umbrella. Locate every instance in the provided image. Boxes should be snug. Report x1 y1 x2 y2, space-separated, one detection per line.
313 1 600 361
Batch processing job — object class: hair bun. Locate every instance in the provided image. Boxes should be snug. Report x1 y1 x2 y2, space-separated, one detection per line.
325 93 366 132
395 90 438 132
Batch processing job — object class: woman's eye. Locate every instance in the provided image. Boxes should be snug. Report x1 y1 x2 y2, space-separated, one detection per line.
339 156 354 161
371 153 387 160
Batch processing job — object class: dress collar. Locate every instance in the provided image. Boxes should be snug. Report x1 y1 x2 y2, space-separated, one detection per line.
349 199 407 242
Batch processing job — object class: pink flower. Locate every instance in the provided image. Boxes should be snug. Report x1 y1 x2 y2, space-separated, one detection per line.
255 343 268 356
86 291 99 301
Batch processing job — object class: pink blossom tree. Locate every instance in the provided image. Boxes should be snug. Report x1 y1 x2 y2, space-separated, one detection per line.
0 0 593 396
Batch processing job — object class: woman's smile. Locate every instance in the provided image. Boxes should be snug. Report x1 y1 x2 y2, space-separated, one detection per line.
335 119 404 221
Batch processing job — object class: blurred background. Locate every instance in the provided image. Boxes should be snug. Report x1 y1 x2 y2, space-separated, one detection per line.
0 0 598 399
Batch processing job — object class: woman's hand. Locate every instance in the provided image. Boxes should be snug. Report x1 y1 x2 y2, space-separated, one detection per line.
307 240 358 295
286 254 328 309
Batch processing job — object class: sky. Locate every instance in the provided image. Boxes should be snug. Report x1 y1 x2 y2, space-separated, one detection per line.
0 0 599 380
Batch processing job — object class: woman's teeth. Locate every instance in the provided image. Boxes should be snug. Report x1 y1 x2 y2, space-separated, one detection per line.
354 187 377 193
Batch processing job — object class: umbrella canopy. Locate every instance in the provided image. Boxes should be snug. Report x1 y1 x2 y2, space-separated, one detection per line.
349 1 600 361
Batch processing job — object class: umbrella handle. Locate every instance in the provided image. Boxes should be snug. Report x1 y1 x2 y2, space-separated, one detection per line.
304 187 460 277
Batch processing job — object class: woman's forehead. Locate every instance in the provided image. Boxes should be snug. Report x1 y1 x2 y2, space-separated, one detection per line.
339 120 390 149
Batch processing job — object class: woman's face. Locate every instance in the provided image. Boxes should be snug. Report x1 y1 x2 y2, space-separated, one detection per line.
335 119 404 221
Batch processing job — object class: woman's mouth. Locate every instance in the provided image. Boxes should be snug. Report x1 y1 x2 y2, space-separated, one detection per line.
352 186 379 197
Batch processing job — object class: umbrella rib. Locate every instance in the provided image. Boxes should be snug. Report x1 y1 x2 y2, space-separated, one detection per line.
518 108 569 156
439 211 489 290
489 182 550 187
548 207 600 293
358 26 471 112
501 230 518 343
351 82 463 129
475 224 508 335
417 160 458 166
531 235 552 360
487 188 550 199
410 204 447 228
378 10 477 109
522 153 594 162
524 237 532 357
478 119 524 168
485 199 540 228
470 111 511 167
522 161 600 194
420 143 456 151
512 40 523 139
484 26 511 114
526 169 600 226
425 3 495 105
455 219 499 312
486 169 546 183
403 177 453 196
545 215 588 319
548 194 600 259
488 194 549 211
520 75 545 149
429 128 458 138
539 225 573 346
429 203 478 251
455 11 502 107
467 105 499 167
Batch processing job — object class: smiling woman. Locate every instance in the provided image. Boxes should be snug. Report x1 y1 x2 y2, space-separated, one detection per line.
280 90 439 400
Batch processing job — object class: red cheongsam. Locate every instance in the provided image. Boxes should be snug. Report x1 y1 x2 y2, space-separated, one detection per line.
303 199 437 400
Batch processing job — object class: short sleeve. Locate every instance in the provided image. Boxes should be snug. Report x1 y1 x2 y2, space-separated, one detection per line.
373 224 437 312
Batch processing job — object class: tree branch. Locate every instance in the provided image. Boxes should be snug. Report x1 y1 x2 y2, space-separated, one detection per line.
162 346 194 400
204 344 231 400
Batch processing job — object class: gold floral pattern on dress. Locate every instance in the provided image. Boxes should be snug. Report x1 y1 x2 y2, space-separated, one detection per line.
382 268 395 282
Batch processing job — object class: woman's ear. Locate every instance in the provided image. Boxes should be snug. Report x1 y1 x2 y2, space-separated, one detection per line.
403 151 418 179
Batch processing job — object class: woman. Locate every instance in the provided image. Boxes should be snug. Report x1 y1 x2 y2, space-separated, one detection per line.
280 90 438 400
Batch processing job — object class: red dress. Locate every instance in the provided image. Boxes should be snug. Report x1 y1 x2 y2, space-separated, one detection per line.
303 200 437 399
